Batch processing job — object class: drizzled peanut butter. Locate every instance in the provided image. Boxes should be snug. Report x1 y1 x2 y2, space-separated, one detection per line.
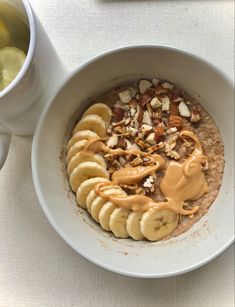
81 130 209 216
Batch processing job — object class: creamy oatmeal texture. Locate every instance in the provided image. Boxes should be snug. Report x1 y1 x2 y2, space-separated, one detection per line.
65 79 224 241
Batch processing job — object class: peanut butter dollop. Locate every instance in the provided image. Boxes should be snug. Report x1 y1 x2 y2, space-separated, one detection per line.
81 130 208 216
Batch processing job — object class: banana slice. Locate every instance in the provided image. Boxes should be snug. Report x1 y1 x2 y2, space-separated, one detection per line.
86 189 98 213
140 207 179 241
76 177 110 209
67 130 99 151
99 201 117 231
109 208 130 238
126 211 145 240
90 188 123 222
70 161 109 192
67 152 106 176
73 114 106 137
66 140 88 164
82 103 112 124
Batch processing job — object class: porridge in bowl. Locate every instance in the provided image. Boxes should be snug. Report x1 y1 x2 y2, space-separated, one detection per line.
65 78 224 241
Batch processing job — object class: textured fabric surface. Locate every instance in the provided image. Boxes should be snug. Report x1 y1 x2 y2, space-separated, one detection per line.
0 1 234 306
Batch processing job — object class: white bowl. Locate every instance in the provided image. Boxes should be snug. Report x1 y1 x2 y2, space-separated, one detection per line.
32 46 234 278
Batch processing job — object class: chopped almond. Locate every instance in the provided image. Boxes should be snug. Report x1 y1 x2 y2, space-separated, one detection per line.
139 80 152 94
154 126 164 143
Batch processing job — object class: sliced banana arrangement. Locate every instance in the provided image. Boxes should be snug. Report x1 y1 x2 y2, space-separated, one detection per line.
65 78 214 241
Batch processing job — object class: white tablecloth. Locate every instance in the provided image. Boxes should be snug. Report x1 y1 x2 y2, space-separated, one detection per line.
0 1 234 306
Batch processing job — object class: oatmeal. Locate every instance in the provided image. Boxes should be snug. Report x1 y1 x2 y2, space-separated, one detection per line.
65 79 224 241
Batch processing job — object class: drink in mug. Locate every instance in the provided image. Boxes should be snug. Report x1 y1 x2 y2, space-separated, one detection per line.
0 1 30 91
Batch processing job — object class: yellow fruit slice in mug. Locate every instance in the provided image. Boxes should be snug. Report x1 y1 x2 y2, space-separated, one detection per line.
0 19 10 48
0 47 26 91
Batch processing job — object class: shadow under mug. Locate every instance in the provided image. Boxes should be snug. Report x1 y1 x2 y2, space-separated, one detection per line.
0 0 67 168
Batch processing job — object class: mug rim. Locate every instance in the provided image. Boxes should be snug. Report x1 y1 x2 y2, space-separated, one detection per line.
32 44 234 278
0 0 36 100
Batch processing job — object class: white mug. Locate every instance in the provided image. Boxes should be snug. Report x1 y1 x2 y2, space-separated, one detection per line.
0 0 67 168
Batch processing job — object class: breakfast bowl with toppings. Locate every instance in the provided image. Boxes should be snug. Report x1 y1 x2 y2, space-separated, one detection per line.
32 46 234 277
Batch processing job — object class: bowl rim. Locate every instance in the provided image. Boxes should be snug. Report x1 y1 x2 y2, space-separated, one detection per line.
32 44 234 278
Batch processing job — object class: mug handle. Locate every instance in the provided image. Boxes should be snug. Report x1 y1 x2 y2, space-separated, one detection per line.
0 123 11 169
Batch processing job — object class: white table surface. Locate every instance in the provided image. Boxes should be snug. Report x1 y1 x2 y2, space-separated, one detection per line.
0 0 234 306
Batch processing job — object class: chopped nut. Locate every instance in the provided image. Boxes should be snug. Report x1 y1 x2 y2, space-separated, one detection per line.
130 156 143 166
127 126 138 137
118 89 132 103
167 150 180 160
112 107 125 122
120 184 138 190
156 85 168 94
146 102 153 117
190 109 201 123
154 126 164 143
113 126 126 134
170 100 179 115
134 105 144 124
168 115 183 130
152 78 160 87
139 93 152 106
135 137 146 149
147 144 161 153
152 110 162 119
146 132 156 145
119 156 126 166
125 138 132 150
139 124 152 139
129 87 137 98
143 157 154 166
166 127 178 134
161 96 171 111
179 101 191 117
107 135 118 148
161 81 174 90
150 97 162 109
124 117 131 125
129 143 141 150
129 98 138 108
143 176 154 188
117 137 127 149
113 100 130 111
139 79 152 94
142 110 152 126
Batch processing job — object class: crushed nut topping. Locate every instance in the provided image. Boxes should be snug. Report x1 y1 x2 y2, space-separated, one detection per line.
106 78 203 194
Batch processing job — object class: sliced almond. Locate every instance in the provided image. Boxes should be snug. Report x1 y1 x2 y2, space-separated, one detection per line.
179 101 191 117
118 89 132 103
139 80 152 94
